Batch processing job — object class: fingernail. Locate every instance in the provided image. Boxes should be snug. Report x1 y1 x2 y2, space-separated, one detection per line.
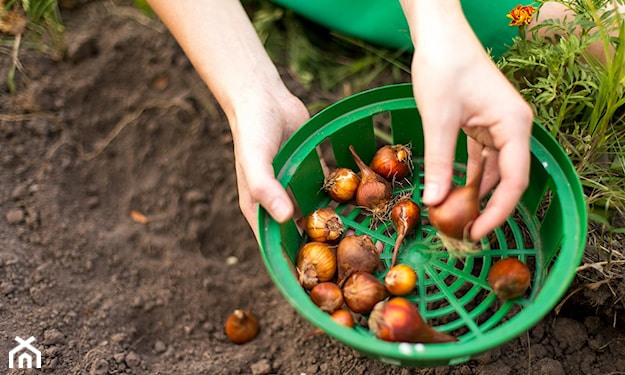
422 183 440 205
270 198 291 223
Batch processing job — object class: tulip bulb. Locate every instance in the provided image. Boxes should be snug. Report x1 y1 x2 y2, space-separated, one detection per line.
310 282 344 313
336 234 381 285
370 144 413 181
349 145 393 218
225 309 259 344
384 264 417 296
342 271 387 314
296 242 337 289
487 257 531 300
323 168 360 203
428 149 489 256
369 297 457 343
300 207 344 243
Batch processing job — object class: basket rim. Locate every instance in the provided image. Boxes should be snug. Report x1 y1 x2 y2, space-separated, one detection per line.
257 83 587 366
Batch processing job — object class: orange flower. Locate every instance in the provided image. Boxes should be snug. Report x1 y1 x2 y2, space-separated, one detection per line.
507 5 537 26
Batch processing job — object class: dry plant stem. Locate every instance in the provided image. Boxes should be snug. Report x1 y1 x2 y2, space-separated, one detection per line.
82 96 192 160
392 233 406 268
7 33 22 93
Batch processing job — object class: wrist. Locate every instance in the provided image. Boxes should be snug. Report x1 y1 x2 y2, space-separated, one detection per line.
401 0 476 47
219 71 288 122
226 84 308 150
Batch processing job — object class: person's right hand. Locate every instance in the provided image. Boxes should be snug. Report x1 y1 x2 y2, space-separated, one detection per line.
228 88 310 239
145 0 311 239
401 0 534 241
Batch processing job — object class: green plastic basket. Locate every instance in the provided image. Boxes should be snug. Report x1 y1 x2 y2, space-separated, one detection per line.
258 84 587 367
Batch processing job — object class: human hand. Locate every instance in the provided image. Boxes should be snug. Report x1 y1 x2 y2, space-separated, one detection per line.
229 90 310 239
144 0 311 239
402 0 533 241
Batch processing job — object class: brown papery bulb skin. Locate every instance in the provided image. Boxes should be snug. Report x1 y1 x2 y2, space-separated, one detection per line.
323 168 360 203
487 257 531 300
301 207 344 243
225 309 259 344
427 187 480 240
349 145 393 216
310 282 344 313
336 234 381 285
369 298 457 344
342 271 387 314
390 199 421 267
370 144 413 181
428 151 488 241
330 309 355 329
296 242 337 290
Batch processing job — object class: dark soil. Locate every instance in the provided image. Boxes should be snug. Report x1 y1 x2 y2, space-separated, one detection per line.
1 2 624 374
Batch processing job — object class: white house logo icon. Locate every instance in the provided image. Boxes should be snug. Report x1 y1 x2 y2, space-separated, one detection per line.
9 336 42 369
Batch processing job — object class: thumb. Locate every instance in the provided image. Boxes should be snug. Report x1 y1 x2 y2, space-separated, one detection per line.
236 156 294 233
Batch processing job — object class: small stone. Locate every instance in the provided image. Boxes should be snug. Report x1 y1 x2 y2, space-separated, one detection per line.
184 189 206 204
531 358 565 375
43 346 62 358
1 282 16 295
111 333 127 343
90 358 109 375
250 359 272 375
6 208 25 224
11 185 28 200
124 351 140 368
225 256 238 266
43 328 66 345
153 340 166 354
304 365 319 374
86 196 100 209
113 353 126 363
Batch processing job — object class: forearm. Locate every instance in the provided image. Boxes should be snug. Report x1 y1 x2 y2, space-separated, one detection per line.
399 0 465 35
400 0 484 59
146 0 288 124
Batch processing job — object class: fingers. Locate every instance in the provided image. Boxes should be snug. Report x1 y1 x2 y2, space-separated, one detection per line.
469 137 530 241
466 139 500 199
417 92 460 207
